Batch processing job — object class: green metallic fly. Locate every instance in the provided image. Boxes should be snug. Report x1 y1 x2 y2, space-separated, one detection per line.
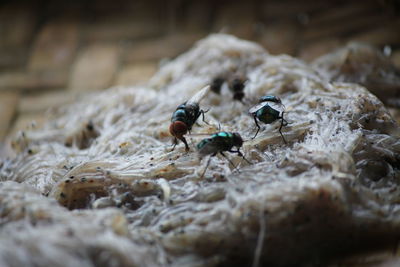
197 132 251 178
249 95 288 143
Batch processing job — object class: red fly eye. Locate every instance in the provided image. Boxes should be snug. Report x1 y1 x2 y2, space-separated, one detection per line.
169 121 188 138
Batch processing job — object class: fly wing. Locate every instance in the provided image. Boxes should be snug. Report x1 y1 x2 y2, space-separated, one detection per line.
187 133 213 138
249 102 266 114
197 136 228 156
268 102 285 113
249 101 285 114
187 85 210 105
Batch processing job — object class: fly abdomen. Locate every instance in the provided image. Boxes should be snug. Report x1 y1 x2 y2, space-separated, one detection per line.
197 138 211 152
257 105 280 124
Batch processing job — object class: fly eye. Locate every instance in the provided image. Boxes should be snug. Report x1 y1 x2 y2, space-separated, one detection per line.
170 121 188 136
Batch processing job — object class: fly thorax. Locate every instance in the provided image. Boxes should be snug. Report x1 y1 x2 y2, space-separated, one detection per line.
172 109 188 122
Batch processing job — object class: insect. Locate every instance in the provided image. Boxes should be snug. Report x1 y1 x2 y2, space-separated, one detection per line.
197 132 251 178
249 95 288 143
228 75 247 102
170 85 210 151
210 77 225 94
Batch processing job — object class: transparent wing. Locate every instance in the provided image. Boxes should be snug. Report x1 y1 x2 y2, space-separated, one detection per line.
249 102 266 113
186 133 213 138
249 101 285 114
268 102 285 113
197 137 228 156
187 85 210 105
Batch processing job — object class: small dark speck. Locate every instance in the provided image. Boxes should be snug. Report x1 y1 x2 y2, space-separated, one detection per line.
69 176 74 179
150 157 154 160
27 149 33 154
81 177 87 182
60 193 66 198
87 122 94 131
150 163 154 166
96 167 101 170
65 180 70 183
66 229 74 237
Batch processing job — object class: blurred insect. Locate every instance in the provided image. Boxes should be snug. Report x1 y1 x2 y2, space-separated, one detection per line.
197 132 251 178
249 95 288 143
210 77 225 94
228 75 247 102
170 85 210 151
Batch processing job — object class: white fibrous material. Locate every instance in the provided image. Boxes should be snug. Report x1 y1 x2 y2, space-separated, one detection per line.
312 42 400 107
1 34 400 266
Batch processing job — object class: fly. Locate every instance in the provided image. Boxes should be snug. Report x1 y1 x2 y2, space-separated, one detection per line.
197 132 251 178
210 77 225 94
228 74 247 102
170 85 210 151
249 95 288 143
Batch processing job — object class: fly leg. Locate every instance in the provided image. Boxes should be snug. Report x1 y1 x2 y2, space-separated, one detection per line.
171 138 178 151
229 148 252 165
200 109 210 125
220 152 240 173
252 115 261 139
180 136 190 152
199 153 215 179
278 111 287 144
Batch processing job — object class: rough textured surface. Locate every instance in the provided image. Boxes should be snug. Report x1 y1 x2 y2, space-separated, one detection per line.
1 34 400 266
313 42 400 107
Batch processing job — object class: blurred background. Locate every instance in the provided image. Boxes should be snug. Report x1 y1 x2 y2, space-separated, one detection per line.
0 0 399 143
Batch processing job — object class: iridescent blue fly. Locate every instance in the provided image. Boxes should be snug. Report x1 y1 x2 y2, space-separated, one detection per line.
197 132 251 178
249 95 288 143
170 85 210 151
